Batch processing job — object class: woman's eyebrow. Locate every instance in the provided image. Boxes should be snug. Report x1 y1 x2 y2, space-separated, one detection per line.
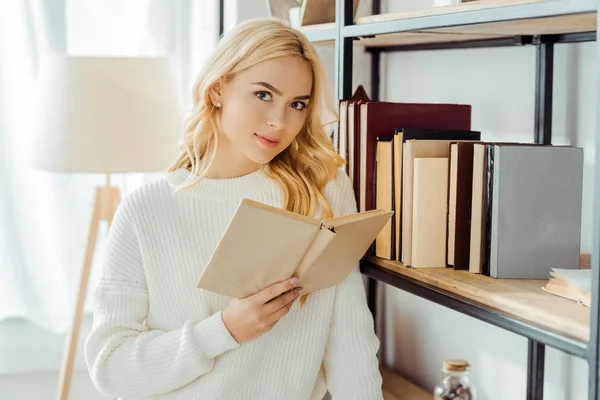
252 81 310 101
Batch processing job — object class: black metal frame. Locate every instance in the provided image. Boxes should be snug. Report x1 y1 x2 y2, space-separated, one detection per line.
534 37 554 145
329 0 599 399
589 7 600 400
334 0 353 101
218 0 224 38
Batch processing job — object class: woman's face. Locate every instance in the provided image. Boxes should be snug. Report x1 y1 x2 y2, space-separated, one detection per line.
210 56 313 165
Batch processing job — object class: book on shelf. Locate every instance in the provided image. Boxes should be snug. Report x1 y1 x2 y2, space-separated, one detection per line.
400 138 481 267
370 128 481 263
447 142 476 270
470 144 584 279
470 142 542 274
338 85 370 162
469 142 544 273
542 268 591 307
371 136 584 278
375 136 395 260
339 100 474 220
395 129 480 266
358 103 472 215
197 198 393 299
411 157 449 268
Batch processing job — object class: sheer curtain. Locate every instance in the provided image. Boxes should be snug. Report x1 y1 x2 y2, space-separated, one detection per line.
0 0 219 333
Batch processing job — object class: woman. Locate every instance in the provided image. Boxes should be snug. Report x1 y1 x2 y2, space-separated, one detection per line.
85 17 383 400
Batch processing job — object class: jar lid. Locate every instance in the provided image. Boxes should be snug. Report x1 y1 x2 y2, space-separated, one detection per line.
443 359 469 372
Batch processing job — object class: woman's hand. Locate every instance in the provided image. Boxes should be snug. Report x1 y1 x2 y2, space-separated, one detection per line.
222 277 303 343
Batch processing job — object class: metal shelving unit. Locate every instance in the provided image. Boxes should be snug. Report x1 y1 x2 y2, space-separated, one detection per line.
305 1 600 399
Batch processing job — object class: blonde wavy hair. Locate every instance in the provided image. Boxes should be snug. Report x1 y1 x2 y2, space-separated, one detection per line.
168 18 344 220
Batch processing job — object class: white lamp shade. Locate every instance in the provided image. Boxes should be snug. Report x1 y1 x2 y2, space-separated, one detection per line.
32 56 182 173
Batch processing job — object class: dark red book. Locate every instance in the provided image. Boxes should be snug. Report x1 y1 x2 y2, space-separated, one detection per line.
356 102 472 212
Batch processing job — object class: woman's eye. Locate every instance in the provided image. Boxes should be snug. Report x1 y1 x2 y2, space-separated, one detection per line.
290 101 307 111
255 91 272 101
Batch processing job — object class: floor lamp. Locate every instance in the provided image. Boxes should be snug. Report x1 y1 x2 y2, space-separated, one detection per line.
32 56 182 400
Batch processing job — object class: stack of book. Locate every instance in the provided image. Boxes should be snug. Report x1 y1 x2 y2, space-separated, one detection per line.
339 90 585 279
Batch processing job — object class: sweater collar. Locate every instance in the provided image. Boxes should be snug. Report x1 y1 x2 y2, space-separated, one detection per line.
165 167 279 200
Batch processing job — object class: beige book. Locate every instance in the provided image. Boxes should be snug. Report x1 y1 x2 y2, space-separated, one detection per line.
401 141 414 265
447 143 459 266
375 138 393 259
469 143 486 274
411 158 449 268
197 198 393 299
401 140 455 266
359 104 368 212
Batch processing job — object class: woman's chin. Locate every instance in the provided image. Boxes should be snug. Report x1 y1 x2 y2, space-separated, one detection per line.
249 155 275 165
246 150 279 165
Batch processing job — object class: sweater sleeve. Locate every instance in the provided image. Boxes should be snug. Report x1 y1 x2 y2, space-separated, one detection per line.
84 194 240 398
322 169 384 399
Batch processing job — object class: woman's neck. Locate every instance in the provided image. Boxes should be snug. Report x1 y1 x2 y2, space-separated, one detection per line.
203 143 262 179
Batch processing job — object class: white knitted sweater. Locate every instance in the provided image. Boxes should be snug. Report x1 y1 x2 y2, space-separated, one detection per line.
84 167 383 400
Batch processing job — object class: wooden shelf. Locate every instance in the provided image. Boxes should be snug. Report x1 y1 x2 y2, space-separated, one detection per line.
355 12 595 47
299 23 335 44
380 364 432 400
299 0 596 47
363 256 590 345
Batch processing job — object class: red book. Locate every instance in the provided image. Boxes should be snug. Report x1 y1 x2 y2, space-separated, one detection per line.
356 102 471 212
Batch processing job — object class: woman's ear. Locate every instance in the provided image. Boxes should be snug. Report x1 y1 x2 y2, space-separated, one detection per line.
209 80 224 108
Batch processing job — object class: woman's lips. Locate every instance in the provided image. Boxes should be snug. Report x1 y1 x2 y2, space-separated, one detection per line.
254 133 280 149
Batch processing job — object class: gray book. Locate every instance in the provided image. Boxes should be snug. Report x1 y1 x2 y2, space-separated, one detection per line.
487 145 583 279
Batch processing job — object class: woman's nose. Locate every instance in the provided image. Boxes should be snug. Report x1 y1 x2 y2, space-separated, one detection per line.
265 106 286 130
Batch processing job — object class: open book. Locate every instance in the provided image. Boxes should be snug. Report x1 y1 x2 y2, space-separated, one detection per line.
542 268 591 307
197 198 393 299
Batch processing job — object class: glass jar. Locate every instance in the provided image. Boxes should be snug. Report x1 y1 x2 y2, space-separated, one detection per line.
434 359 476 400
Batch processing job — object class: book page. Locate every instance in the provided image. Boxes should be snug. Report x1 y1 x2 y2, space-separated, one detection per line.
551 268 591 293
197 199 320 298
299 209 393 294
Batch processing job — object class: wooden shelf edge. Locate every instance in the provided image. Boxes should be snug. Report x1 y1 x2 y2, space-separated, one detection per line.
363 256 591 344
299 23 336 43
355 0 554 25
298 0 597 47
380 364 432 400
354 13 596 48
299 22 335 32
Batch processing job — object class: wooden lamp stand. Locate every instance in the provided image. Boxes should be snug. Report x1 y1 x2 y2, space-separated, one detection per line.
56 173 120 400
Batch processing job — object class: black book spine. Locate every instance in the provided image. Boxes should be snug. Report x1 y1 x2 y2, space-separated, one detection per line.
482 145 495 276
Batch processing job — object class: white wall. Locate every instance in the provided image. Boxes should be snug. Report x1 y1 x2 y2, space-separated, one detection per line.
0 315 104 399
239 1 596 399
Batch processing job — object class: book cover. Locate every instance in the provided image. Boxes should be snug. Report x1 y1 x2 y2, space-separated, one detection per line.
401 139 478 266
411 157 449 268
488 145 584 279
375 136 395 260
197 198 393 298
